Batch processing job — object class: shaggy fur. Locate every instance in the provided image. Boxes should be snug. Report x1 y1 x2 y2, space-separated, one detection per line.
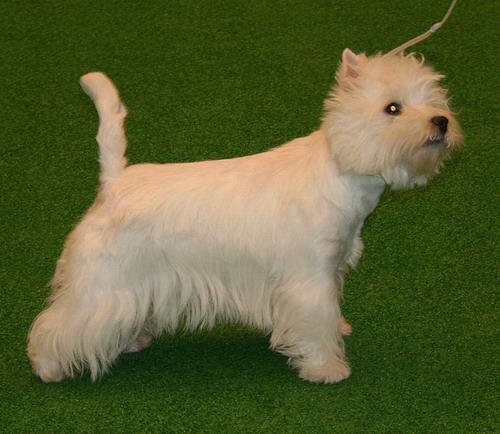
28 49 462 383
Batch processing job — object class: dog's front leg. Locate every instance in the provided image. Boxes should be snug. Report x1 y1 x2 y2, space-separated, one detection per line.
338 229 364 336
270 276 350 384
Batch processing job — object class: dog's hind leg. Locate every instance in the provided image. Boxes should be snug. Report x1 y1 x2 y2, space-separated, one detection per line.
28 285 150 382
27 222 152 382
124 330 154 353
28 279 151 382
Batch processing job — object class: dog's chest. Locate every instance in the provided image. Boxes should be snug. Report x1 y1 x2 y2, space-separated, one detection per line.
317 175 385 267
333 175 385 234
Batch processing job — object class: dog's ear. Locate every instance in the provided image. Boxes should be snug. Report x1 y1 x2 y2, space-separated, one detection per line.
338 49 366 83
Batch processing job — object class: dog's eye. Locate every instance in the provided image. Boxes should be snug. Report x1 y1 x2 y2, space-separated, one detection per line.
385 102 401 116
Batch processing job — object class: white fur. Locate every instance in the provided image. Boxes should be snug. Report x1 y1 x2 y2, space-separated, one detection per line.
28 52 462 384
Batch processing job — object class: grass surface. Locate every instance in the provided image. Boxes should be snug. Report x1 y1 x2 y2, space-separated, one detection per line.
1 0 498 432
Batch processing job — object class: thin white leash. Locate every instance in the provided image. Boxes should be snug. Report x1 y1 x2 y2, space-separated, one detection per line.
385 0 459 56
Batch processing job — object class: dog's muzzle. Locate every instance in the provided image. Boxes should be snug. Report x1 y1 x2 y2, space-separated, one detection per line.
425 116 450 148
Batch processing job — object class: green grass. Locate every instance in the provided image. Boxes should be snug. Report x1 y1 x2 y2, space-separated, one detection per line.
1 0 497 432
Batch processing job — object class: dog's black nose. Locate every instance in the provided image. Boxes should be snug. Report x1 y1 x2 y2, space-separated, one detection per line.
431 116 448 134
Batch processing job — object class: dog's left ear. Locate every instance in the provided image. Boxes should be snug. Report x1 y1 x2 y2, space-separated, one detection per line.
338 48 366 82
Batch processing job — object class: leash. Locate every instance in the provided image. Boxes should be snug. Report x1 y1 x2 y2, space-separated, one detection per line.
385 0 459 56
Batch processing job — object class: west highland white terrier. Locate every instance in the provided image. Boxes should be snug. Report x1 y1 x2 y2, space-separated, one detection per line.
28 49 462 383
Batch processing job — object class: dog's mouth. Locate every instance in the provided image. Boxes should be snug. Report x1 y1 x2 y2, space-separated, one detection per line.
424 135 448 148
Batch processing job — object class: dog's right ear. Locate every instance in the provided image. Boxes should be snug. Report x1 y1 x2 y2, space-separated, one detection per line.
337 49 366 84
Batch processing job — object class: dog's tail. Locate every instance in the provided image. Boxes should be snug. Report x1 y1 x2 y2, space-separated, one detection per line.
80 72 128 187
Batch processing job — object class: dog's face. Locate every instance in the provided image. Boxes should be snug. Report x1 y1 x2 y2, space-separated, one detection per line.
322 49 463 189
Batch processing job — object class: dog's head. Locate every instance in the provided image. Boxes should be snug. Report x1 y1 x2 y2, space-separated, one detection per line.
322 49 463 189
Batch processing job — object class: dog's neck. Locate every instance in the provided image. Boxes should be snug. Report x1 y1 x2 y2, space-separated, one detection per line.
314 129 386 210
312 129 385 227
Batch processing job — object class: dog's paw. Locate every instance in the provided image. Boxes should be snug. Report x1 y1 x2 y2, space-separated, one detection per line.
124 332 153 353
28 346 65 383
340 317 352 336
298 360 351 384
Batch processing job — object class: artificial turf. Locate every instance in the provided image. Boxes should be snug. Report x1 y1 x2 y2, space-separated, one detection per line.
0 0 498 432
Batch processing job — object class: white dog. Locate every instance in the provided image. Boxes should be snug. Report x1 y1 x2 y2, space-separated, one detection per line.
28 49 462 383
